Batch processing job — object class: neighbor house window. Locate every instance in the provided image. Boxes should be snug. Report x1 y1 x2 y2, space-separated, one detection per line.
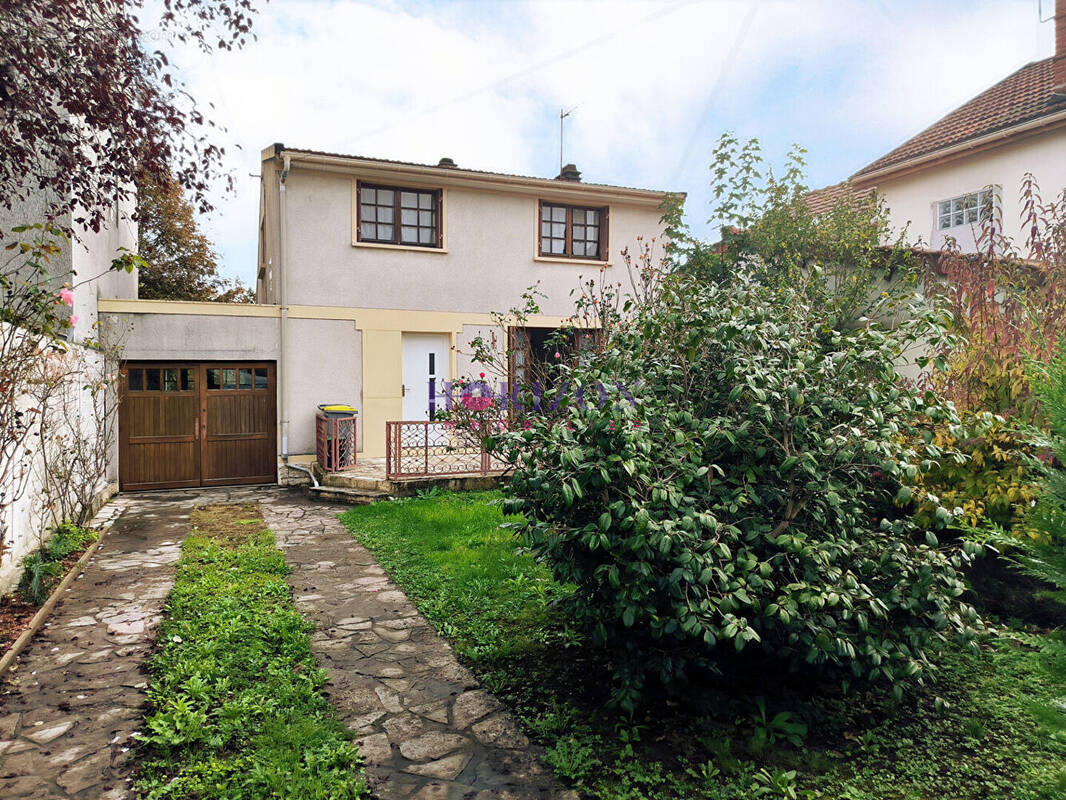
539 202 608 260
357 182 441 247
937 188 994 230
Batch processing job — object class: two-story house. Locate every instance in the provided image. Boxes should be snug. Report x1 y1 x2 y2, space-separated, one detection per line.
811 0 1066 252
101 147 673 491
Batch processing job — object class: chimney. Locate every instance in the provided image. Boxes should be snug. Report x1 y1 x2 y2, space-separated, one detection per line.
437 157 457 168
556 163 581 182
1055 0 1066 99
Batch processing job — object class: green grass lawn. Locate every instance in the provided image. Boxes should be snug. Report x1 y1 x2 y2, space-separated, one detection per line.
341 491 1066 800
136 504 368 800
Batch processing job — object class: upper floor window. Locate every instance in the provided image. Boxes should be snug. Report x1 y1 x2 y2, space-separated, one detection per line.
539 202 608 260
357 182 441 247
937 188 994 230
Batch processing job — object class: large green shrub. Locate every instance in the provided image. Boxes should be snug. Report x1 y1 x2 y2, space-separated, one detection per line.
493 273 981 710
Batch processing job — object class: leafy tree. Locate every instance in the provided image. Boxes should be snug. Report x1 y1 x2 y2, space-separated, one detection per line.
663 134 925 325
491 266 980 711
0 0 259 230
137 173 251 302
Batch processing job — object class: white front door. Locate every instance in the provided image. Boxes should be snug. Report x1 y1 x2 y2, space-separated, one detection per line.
402 333 450 420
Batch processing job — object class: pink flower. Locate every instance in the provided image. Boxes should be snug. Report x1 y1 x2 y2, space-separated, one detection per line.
68 315 79 325
461 395 492 411
57 288 74 306
554 352 561 359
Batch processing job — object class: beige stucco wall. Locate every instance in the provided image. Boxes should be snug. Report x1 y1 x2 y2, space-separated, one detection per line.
869 127 1066 253
282 317 362 456
254 157 671 459
280 168 666 316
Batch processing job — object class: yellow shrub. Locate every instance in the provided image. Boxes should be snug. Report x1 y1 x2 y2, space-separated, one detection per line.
910 412 1039 536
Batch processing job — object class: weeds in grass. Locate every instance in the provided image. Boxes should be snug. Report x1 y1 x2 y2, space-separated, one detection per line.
136 503 367 800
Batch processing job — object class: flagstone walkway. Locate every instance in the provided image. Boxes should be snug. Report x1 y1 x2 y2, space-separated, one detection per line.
0 487 266 799
261 497 574 800
1 487 572 800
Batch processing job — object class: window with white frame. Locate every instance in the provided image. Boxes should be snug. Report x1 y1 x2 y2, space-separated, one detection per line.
937 188 994 230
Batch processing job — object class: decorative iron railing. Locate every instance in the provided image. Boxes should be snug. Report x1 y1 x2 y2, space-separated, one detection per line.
385 420 507 479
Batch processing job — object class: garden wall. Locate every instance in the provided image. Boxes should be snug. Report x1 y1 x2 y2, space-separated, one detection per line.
0 344 118 594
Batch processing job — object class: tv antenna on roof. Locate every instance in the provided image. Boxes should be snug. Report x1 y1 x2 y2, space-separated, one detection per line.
559 106 577 171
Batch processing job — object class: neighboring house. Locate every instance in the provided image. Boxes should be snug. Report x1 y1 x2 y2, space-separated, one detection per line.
812 0 1066 253
0 196 138 593
101 148 674 490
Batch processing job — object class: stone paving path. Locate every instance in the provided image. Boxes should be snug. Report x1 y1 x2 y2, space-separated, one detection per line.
0 487 265 799
261 496 575 800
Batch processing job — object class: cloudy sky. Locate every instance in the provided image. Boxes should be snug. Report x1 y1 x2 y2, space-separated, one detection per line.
167 0 1055 286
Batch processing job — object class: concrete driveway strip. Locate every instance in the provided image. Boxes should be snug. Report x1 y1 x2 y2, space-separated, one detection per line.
260 495 576 800
0 486 267 800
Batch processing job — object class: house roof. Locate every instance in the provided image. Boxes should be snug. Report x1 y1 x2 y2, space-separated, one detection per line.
266 144 682 202
803 181 876 216
853 57 1064 180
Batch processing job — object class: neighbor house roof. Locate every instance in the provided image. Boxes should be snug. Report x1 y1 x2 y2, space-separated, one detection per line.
852 57 1064 181
803 181 876 216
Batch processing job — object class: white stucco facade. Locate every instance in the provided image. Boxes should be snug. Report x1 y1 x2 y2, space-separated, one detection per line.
862 126 1066 253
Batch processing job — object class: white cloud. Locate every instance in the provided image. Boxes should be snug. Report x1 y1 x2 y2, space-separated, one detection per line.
163 0 1054 285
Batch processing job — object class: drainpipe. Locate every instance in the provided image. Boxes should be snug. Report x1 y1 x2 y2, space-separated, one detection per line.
278 150 301 481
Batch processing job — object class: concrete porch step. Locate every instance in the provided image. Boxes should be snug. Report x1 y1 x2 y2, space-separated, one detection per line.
307 485 391 505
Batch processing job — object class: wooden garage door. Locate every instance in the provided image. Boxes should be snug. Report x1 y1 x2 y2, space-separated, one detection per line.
120 362 277 491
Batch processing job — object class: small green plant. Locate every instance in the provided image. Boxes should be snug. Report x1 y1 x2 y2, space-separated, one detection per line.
543 734 602 782
416 485 443 500
46 523 95 561
749 698 808 751
751 768 799 799
17 553 63 605
17 524 95 604
962 717 987 741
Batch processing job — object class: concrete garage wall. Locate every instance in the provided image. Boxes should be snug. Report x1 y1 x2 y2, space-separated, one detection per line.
109 311 281 361
98 303 364 485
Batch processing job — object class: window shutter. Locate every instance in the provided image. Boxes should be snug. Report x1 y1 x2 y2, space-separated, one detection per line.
600 205 610 261
354 180 362 242
437 189 444 249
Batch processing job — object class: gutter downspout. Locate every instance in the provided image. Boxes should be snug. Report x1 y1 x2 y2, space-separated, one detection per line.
278 151 308 482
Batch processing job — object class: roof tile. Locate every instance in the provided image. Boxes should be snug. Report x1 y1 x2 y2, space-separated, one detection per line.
854 57 1062 178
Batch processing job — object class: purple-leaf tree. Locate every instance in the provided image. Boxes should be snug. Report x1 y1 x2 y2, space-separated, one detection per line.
0 0 260 230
